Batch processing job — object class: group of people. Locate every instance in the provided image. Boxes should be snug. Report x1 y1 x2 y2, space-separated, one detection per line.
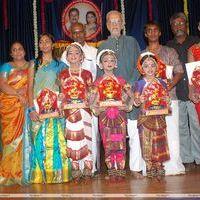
0 10 200 186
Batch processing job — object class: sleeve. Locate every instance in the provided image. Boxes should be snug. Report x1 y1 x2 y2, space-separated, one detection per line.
86 70 93 87
117 76 126 86
159 78 168 89
129 37 141 85
0 63 12 78
168 48 184 74
188 44 195 53
57 61 68 75
133 80 144 94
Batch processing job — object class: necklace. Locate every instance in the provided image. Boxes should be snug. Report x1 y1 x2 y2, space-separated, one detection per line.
12 61 28 70
69 67 82 78
103 73 118 83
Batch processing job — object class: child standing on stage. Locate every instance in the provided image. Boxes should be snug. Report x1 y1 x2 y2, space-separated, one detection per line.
58 42 93 182
90 49 132 181
134 52 170 181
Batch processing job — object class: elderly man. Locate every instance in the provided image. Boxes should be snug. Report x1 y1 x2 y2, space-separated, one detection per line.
97 10 145 178
167 12 200 171
143 21 185 175
61 22 99 174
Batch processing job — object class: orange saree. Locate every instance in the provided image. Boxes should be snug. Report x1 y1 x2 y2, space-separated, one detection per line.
0 63 28 185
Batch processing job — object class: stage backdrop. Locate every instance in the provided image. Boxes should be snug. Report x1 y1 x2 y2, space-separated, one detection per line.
0 0 200 63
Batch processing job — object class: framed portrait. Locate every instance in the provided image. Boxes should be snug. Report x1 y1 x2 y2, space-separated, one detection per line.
62 0 102 41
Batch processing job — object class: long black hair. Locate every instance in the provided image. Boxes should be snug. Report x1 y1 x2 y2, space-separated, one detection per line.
34 33 58 72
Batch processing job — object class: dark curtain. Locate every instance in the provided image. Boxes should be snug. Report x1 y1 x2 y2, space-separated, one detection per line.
125 0 148 50
42 0 117 41
0 0 35 63
154 0 183 44
188 0 200 36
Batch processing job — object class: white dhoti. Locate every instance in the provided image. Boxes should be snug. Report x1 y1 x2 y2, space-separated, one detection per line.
127 119 145 172
91 115 100 173
163 100 185 175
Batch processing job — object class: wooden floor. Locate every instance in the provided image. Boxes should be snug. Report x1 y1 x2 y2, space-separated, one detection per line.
1 167 200 200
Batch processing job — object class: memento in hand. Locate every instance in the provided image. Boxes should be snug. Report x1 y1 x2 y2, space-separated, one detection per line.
186 61 200 90
35 88 60 119
142 80 170 116
98 76 123 107
61 76 88 109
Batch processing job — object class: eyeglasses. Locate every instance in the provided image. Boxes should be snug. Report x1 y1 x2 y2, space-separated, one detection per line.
108 19 122 25
172 21 186 26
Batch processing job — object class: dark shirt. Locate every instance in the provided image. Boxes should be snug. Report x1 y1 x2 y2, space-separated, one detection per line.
167 36 200 101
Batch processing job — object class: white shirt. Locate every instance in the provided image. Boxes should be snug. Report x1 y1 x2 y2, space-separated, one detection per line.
61 42 97 81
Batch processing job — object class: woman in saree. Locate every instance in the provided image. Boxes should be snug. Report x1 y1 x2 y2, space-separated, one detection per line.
0 41 29 185
28 33 71 184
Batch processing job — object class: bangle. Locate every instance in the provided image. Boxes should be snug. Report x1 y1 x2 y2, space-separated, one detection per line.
29 106 36 113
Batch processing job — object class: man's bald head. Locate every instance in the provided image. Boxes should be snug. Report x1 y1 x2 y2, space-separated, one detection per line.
71 22 86 46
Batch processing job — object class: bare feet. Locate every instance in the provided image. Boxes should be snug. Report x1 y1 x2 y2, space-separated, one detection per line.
131 171 144 179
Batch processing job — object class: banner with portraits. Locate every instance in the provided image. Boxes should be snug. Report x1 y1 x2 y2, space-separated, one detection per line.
61 0 102 42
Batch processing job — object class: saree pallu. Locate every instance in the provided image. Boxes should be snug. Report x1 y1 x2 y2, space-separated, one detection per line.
65 108 93 171
30 118 71 183
99 108 127 170
138 115 170 164
0 68 28 185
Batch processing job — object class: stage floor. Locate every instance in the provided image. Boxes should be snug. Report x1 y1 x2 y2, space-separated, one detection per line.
1 168 200 199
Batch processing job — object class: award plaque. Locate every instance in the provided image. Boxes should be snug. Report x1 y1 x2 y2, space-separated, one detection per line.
61 76 88 110
98 76 123 107
142 80 170 116
186 61 200 89
35 88 60 120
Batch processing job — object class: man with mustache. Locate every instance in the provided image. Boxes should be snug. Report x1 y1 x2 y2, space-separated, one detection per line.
167 12 200 171
97 10 145 179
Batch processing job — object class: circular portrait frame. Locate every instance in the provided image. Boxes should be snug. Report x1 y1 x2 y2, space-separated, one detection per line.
62 0 102 41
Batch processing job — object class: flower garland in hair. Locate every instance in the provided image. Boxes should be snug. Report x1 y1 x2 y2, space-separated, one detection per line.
33 0 39 57
120 0 126 35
